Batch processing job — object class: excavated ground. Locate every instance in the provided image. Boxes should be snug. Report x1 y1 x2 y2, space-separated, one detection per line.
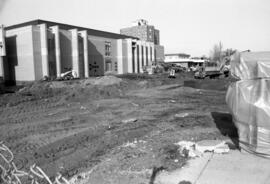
0 73 237 184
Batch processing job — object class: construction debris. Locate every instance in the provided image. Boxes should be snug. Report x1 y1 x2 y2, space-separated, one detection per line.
121 118 138 124
196 140 230 154
0 141 69 184
131 102 139 107
175 113 189 118
175 141 201 158
122 139 146 148
175 140 230 158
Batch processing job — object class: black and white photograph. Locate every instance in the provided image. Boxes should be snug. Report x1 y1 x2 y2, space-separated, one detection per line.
0 0 270 183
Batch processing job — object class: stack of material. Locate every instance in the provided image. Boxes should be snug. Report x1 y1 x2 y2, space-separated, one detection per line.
226 51 270 158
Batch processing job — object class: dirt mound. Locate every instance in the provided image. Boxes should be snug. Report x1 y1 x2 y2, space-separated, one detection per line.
64 85 124 102
81 76 123 87
0 77 126 107
49 81 69 89
184 79 232 91
117 73 153 80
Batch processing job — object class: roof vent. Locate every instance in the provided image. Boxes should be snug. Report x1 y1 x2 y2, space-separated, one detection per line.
132 19 148 26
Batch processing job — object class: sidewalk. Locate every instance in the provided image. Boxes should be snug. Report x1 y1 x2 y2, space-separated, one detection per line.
155 150 270 184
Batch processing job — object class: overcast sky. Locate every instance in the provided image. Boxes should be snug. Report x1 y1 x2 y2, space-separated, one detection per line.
0 0 269 56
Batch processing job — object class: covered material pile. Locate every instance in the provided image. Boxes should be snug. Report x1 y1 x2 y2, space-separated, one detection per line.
226 51 270 157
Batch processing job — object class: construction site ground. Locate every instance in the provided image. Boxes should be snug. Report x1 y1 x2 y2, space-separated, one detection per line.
0 73 237 184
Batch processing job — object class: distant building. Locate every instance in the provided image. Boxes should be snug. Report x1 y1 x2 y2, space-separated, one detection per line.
120 19 164 64
165 53 205 69
0 19 159 84
121 19 159 44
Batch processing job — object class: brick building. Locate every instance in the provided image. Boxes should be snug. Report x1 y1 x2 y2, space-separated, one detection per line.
0 19 158 84
120 19 164 64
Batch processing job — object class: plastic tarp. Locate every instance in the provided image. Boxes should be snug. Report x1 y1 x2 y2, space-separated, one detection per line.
226 51 270 158
230 52 270 79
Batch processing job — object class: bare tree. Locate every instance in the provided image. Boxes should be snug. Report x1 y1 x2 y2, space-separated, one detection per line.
209 41 223 65
224 48 237 57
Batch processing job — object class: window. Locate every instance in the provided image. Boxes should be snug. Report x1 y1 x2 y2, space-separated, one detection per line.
105 41 111 56
105 59 112 71
115 62 118 72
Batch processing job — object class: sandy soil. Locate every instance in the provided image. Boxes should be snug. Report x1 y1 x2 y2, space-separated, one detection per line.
0 73 237 184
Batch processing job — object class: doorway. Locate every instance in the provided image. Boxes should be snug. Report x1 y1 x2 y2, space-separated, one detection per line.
78 36 85 78
105 59 112 72
47 32 57 78
3 36 17 86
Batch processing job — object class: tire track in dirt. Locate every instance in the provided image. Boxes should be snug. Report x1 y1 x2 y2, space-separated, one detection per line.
9 116 160 178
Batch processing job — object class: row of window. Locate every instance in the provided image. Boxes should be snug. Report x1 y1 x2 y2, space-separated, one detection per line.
104 41 153 60
105 41 111 56
104 41 153 73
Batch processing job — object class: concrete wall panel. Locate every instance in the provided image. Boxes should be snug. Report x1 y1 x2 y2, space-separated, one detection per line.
87 35 118 76
70 29 79 77
32 25 43 80
5 26 35 81
79 31 89 78
50 26 61 77
126 39 133 73
121 40 128 74
116 39 123 74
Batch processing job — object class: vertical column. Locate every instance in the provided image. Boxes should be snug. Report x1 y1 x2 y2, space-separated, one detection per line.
136 44 140 73
50 26 61 77
133 41 138 73
126 39 133 73
0 57 3 78
151 44 155 65
117 39 123 74
142 41 146 68
70 29 79 78
137 41 143 73
148 43 154 66
39 24 49 77
147 43 151 66
154 46 157 65
0 25 5 78
79 30 89 78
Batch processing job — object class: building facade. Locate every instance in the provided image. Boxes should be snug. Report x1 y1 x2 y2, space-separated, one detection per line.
120 19 164 64
165 53 204 69
0 20 158 84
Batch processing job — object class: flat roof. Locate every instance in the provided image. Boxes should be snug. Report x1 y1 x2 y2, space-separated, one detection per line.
5 19 139 40
165 53 190 57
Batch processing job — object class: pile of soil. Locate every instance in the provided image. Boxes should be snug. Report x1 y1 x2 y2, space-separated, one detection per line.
64 84 124 102
81 76 123 86
184 78 234 91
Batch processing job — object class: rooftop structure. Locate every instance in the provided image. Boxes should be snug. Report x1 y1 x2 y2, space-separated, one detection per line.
120 19 160 45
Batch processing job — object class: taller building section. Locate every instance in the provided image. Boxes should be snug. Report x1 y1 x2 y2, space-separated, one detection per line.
120 19 160 45
120 19 164 64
